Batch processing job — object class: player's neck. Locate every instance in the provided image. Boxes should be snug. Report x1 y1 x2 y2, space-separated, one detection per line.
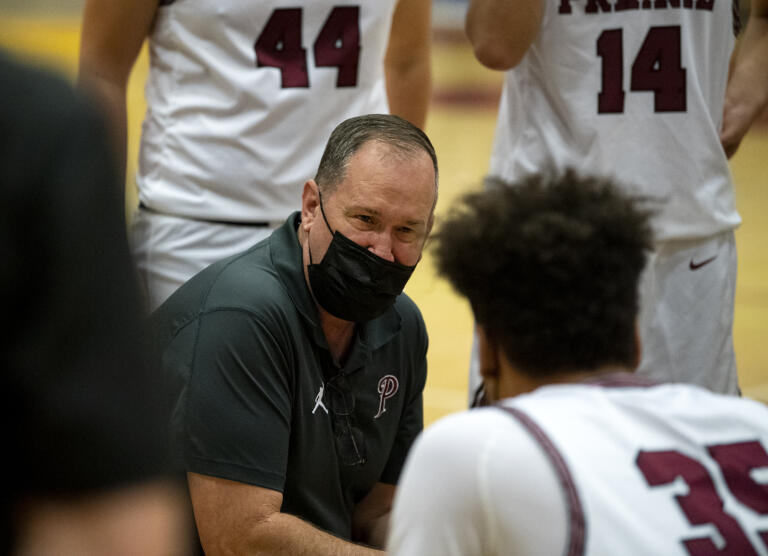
498 361 635 399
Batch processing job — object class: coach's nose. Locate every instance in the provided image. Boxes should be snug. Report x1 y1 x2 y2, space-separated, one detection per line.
367 232 396 263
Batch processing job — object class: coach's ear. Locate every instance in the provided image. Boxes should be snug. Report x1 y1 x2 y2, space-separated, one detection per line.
301 180 321 233
476 324 500 403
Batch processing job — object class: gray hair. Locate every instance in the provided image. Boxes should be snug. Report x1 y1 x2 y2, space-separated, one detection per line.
314 114 438 196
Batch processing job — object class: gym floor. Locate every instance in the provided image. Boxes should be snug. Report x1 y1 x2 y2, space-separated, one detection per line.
1 5 766 426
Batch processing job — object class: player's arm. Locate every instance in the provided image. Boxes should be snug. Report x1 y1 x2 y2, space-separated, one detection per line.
465 0 544 70
187 473 384 555
77 0 158 175
384 0 432 129
721 0 768 158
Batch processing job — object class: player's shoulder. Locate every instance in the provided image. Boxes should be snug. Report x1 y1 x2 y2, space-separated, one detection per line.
596 379 768 415
653 382 768 421
413 406 539 465
513 379 768 442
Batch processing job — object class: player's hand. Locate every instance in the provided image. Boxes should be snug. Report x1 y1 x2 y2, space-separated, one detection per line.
719 98 753 159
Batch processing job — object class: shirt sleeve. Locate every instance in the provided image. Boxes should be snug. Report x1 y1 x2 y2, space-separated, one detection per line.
174 307 295 492
387 409 569 556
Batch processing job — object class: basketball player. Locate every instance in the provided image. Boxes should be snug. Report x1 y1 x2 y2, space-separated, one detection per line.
388 172 768 556
462 0 768 395
78 0 432 310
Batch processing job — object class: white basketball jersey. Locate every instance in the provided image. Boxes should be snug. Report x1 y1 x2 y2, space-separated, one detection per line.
503 377 768 554
389 375 768 556
490 1 741 240
138 0 396 222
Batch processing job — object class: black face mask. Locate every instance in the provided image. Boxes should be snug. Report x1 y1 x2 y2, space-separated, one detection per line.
307 196 416 322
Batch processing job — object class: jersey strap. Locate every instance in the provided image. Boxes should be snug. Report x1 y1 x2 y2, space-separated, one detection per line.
497 405 587 556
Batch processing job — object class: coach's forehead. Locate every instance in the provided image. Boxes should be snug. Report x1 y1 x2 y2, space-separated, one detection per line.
333 141 435 213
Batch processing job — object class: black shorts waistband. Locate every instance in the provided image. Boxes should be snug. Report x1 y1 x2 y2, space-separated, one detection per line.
139 202 275 227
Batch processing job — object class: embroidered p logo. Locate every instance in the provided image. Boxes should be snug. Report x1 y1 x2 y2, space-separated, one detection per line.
374 374 399 419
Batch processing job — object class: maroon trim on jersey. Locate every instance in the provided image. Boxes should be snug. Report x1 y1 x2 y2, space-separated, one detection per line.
580 371 659 388
498 406 586 556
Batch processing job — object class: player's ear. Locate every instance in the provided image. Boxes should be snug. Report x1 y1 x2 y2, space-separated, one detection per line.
301 180 321 232
476 324 499 379
476 324 500 404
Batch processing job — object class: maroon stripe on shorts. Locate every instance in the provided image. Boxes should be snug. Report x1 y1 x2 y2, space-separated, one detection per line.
498 406 586 556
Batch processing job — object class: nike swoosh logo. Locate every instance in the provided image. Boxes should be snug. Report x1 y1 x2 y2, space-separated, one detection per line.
689 255 717 270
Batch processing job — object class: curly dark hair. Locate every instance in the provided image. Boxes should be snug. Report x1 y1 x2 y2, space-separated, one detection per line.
433 171 654 376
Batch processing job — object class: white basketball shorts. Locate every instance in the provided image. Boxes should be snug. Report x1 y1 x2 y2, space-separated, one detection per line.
635 231 738 395
129 208 279 311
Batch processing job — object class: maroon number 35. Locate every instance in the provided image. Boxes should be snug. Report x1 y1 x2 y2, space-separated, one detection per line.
636 440 768 555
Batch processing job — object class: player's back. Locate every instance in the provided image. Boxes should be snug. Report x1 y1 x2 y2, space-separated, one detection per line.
491 0 740 240
389 373 768 556
504 375 768 555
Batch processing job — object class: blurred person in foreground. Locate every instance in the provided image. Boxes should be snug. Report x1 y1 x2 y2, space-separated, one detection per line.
0 51 188 555
388 171 768 556
152 114 438 555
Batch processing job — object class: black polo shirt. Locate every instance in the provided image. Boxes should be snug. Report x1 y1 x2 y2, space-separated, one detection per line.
153 213 428 539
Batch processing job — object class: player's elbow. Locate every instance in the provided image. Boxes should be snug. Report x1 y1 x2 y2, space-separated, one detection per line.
465 11 540 71
470 40 526 71
465 23 528 70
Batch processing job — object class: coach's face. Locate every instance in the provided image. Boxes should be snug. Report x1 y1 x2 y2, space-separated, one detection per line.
301 139 436 269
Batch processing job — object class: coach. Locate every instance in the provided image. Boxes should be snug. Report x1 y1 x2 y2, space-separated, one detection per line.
152 114 438 555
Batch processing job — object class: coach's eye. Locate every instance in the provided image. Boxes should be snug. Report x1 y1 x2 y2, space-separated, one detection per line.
398 230 421 243
355 214 374 224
